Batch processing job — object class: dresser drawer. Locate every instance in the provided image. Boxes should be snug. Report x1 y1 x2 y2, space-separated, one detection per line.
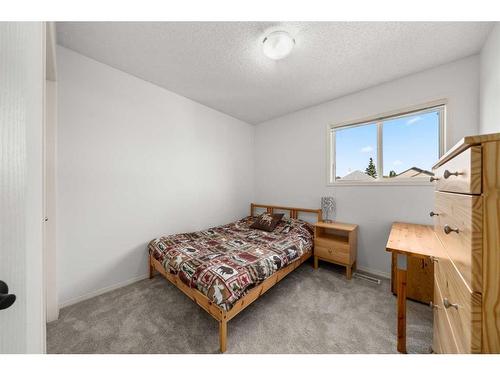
314 244 350 265
435 253 482 353
433 275 459 354
434 191 483 292
432 146 481 194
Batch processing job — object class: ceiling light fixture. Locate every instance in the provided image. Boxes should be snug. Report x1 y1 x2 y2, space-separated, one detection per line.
262 31 295 60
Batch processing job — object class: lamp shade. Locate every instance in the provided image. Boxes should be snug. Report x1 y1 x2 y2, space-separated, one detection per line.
321 196 335 222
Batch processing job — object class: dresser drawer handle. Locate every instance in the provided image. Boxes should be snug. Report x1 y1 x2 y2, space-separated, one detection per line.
429 176 439 182
429 211 439 217
443 298 459 310
328 249 333 254
443 170 462 179
443 225 459 235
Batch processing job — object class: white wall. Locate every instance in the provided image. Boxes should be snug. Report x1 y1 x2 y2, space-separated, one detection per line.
57 46 254 306
254 56 480 277
480 23 500 134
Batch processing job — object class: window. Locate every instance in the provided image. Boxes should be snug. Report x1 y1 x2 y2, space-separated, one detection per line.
328 104 445 185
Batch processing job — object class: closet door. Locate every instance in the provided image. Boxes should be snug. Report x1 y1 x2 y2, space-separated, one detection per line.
0 22 45 353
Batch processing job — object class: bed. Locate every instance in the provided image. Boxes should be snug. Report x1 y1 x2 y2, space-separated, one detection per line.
148 203 322 352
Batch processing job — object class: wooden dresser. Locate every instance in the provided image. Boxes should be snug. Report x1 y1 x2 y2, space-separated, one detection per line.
430 133 500 354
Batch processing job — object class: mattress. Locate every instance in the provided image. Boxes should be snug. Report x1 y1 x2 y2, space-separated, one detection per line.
148 216 314 311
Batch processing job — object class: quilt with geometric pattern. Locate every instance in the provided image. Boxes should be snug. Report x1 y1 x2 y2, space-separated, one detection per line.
148 216 314 311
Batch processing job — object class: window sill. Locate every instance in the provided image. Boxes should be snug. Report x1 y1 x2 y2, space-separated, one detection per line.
327 180 434 187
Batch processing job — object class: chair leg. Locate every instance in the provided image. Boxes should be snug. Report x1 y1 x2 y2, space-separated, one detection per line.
397 268 407 354
219 319 227 353
149 256 155 279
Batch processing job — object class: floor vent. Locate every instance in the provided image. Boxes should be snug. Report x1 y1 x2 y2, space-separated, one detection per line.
353 272 381 284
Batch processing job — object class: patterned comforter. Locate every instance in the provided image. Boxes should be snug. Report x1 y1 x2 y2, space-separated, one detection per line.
148 216 314 311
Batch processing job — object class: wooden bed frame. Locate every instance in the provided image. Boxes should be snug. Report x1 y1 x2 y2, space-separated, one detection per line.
148 203 322 353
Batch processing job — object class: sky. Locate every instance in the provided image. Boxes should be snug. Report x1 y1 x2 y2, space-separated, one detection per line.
334 111 440 178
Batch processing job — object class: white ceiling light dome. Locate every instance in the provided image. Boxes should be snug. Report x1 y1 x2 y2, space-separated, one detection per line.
262 30 295 60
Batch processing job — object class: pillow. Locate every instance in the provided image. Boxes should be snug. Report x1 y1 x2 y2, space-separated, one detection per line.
250 212 284 232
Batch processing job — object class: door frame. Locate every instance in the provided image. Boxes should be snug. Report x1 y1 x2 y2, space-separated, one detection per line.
44 21 59 325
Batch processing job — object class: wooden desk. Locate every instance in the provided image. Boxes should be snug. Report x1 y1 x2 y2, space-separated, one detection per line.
386 222 441 353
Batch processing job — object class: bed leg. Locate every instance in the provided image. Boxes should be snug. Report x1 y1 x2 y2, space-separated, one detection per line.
149 256 155 279
219 319 227 353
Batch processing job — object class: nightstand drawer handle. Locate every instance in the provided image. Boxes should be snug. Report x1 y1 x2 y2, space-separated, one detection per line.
328 249 333 254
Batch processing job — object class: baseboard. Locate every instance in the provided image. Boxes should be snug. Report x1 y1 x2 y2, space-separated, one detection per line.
59 273 149 309
355 265 391 280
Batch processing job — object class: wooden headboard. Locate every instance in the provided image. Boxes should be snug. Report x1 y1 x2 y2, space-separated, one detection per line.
250 203 322 222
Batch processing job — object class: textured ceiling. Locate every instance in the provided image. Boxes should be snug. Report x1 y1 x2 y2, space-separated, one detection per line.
57 22 493 124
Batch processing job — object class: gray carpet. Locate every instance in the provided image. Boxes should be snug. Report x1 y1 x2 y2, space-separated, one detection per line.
47 261 432 354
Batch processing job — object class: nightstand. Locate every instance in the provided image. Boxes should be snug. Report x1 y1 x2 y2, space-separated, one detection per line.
313 221 358 279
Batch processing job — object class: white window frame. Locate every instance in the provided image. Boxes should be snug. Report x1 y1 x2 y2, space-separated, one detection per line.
327 100 446 186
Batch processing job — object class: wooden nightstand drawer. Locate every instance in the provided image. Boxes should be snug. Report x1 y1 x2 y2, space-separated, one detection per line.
314 244 350 264
314 237 350 252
